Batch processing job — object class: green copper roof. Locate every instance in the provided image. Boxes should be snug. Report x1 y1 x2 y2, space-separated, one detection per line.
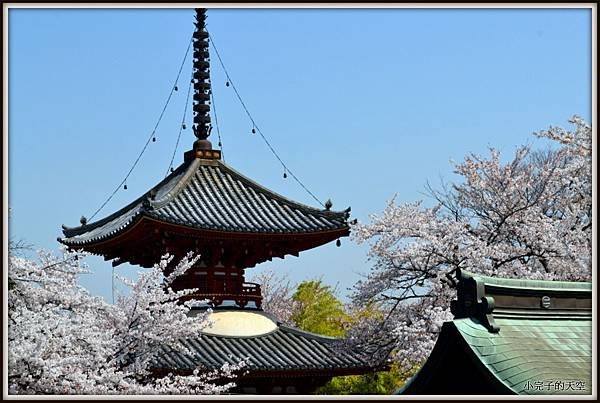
462 270 592 293
455 316 592 395
399 271 592 395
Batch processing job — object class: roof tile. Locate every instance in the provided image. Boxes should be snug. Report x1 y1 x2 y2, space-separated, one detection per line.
61 158 349 245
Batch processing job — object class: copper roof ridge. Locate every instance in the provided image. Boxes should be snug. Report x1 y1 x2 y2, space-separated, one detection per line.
459 269 592 294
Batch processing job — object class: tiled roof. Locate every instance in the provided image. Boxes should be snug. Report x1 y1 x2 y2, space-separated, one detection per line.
151 323 369 374
398 271 592 395
454 316 591 395
60 158 350 246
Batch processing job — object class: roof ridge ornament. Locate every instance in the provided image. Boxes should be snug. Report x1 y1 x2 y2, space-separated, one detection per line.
192 8 212 151
450 269 500 333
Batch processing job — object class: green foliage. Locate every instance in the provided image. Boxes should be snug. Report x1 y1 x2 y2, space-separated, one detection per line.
290 280 349 337
316 362 414 395
290 279 416 394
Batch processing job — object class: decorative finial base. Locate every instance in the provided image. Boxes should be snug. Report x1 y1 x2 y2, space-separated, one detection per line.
194 139 212 151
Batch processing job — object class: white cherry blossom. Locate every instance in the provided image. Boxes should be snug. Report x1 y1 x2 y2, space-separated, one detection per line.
345 116 592 369
8 249 245 395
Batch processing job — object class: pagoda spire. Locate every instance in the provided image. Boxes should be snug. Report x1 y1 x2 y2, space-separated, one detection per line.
192 8 212 150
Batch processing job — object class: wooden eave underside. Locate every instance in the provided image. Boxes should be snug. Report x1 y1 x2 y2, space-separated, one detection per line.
64 215 349 268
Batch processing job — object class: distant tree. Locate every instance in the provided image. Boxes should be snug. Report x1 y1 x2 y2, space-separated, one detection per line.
345 116 592 370
8 248 245 395
286 279 413 394
290 280 349 337
316 361 416 395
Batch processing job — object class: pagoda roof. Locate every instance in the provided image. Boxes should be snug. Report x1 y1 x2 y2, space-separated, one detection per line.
150 310 373 376
59 156 350 247
398 271 592 395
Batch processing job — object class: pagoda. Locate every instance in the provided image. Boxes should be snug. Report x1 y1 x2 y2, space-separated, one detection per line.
59 9 375 394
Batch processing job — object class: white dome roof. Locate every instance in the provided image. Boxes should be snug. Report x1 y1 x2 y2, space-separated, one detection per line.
200 310 278 337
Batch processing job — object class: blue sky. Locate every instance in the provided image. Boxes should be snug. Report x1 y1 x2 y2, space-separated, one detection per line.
8 7 592 302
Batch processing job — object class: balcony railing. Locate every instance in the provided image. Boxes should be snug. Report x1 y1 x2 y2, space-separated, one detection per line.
182 281 263 309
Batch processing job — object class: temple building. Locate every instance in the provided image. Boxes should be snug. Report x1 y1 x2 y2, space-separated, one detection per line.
59 8 375 394
398 270 592 395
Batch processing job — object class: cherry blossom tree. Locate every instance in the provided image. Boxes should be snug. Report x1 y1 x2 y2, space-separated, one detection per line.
8 248 246 395
249 269 296 324
345 116 592 369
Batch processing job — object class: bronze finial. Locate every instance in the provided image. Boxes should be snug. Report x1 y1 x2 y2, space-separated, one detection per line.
192 8 212 150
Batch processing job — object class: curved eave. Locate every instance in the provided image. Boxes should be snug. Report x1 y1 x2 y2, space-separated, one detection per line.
449 321 517 394
144 212 349 235
60 157 351 248
58 208 146 248
61 160 193 239
59 213 350 249
397 321 514 395
150 365 375 380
